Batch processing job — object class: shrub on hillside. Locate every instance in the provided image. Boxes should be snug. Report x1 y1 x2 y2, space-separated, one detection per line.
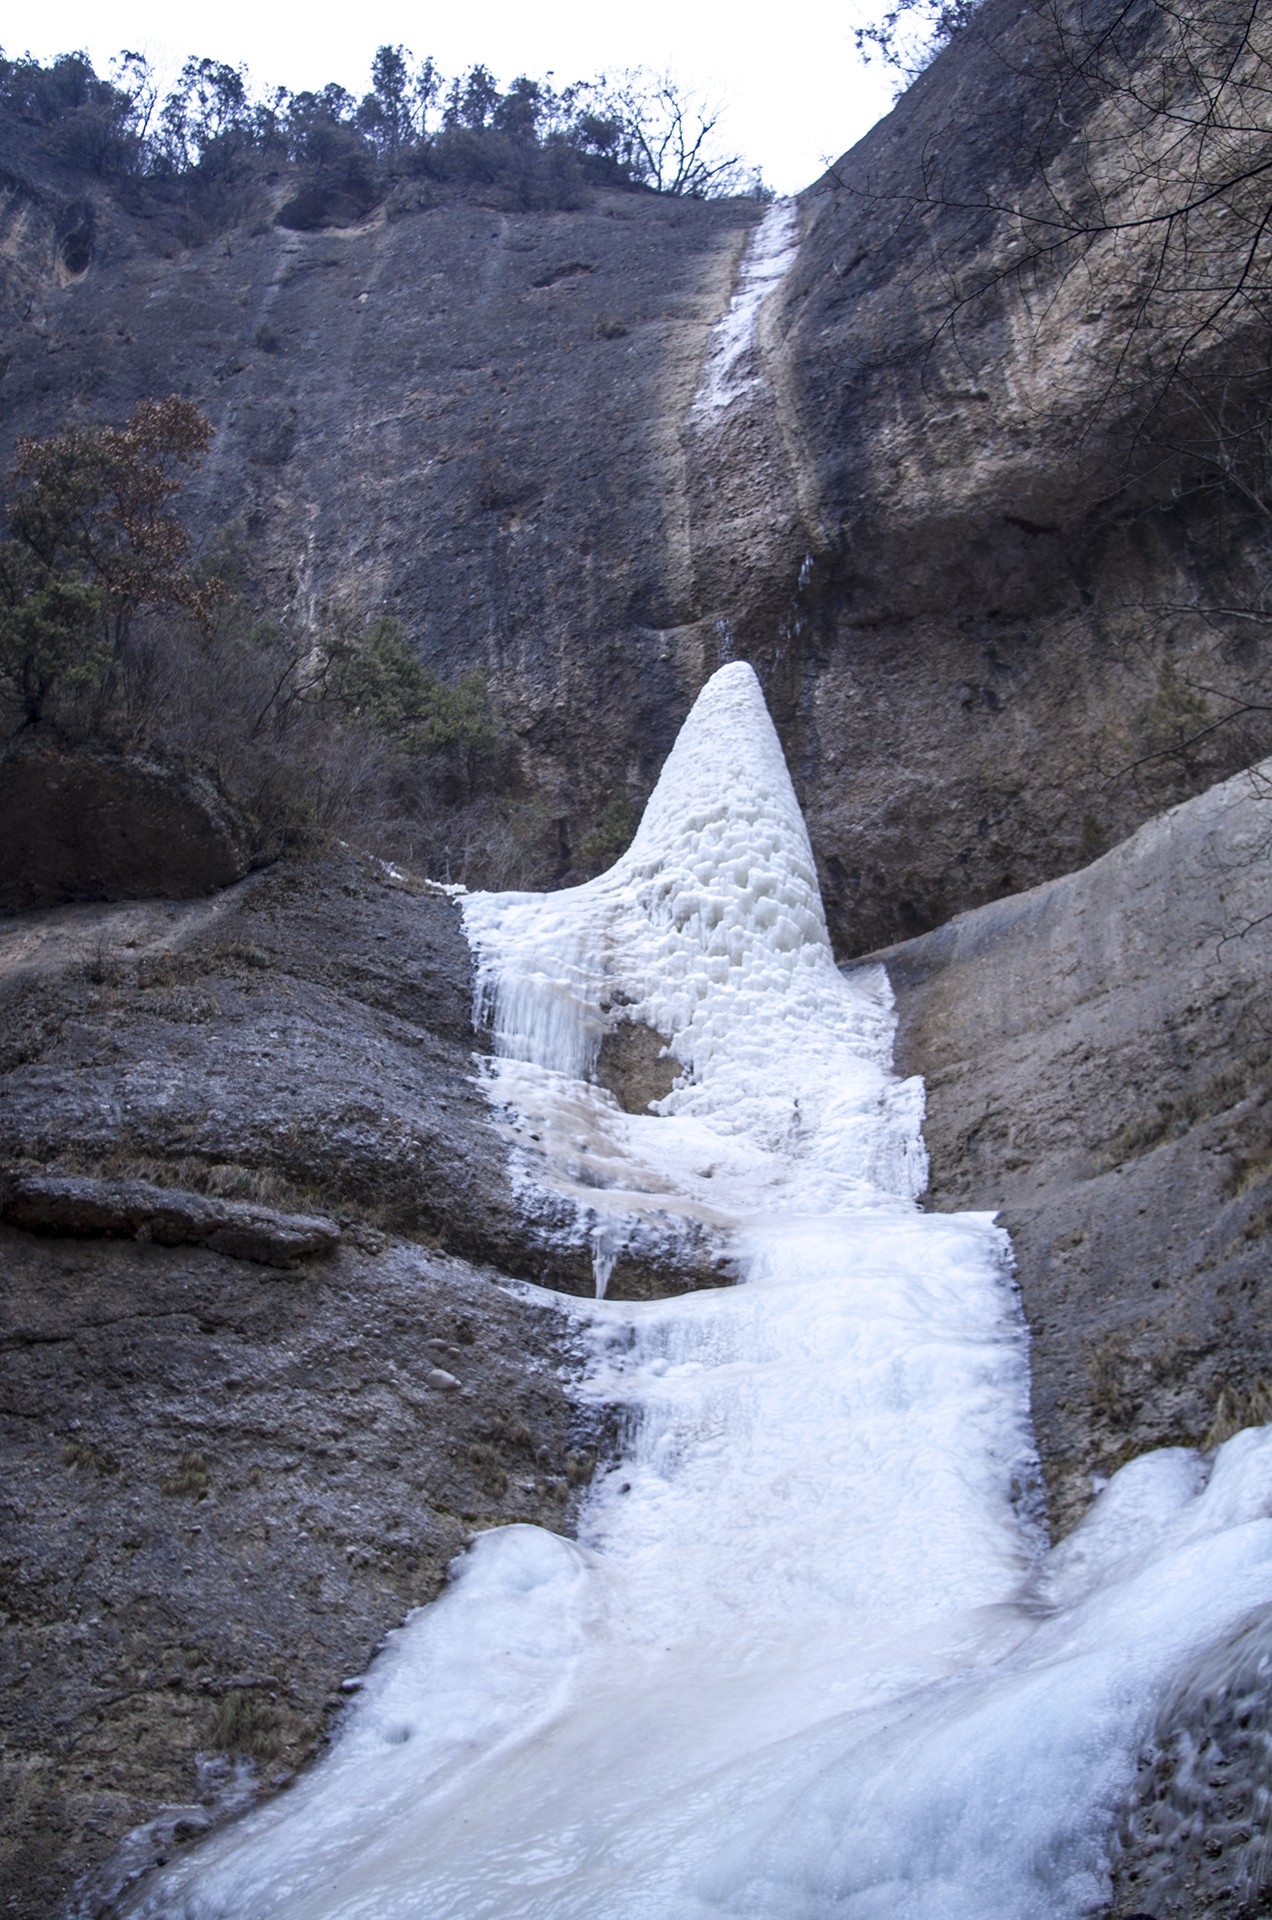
0 401 540 885
0 396 222 728
0 45 767 211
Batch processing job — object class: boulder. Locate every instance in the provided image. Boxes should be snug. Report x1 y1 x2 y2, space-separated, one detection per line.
0 736 254 912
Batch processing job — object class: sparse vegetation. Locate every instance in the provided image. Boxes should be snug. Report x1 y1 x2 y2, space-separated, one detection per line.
1206 1378 1272 1449
1227 1130 1272 1200
1093 1053 1270 1175
579 794 639 875
1090 1336 1138 1427
855 0 980 77
62 1437 118 1475
467 1441 508 1496
208 1686 282 1760
1087 1328 1224 1475
162 1451 211 1498
0 403 553 886
0 396 223 728
1133 661 1217 784
566 1450 596 1488
1076 811 1107 864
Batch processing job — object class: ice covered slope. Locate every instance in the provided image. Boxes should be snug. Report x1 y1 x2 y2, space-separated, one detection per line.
126 664 1272 1920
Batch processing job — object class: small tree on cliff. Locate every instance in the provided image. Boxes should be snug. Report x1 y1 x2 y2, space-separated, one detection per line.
855 0 981 76
357 45 415 156
575 69 755 197
0 395 222 728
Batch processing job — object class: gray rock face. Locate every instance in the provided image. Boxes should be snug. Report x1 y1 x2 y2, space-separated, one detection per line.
1109 1607 1272 1920
0 849 610 1920
0 160 759 886
869 761 1272 1919
0 848 724 1301
5 0 1269 953
0 738 254 913
754 0 1272 952
0 1229 591 1920
0 852 521 1275
868 759 1272 1535
595 1017 679 1114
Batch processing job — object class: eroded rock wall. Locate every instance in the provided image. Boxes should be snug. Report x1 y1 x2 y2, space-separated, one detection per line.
0 853 609 1920
755 0 1272 952
0 1233 586 1920
868 759 1272 1535
0 149 761 870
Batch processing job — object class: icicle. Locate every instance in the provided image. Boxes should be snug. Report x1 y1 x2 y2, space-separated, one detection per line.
589 1220 622 1301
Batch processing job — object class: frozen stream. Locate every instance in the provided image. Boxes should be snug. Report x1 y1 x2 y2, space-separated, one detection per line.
129 665 1272 1918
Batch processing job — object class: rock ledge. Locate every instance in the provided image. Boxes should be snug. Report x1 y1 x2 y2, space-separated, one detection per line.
0 1170 339 1267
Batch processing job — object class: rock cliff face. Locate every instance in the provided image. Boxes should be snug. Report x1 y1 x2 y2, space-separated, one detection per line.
3 4 1271 1914
0 147 760 869
0 853 609 1920
4 0 1269 952
871 759 1272 1920
871 758 1272 1536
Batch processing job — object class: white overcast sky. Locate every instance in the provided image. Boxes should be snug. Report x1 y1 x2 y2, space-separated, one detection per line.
9 1 902 196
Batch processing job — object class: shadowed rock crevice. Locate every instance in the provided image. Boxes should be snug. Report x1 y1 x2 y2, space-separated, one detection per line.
594 1017 679 1114
0 738 256 914
0 1170 340 1268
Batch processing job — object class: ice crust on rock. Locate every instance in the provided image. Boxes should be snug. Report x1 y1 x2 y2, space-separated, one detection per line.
692 198 801 418
126 663 1272 1920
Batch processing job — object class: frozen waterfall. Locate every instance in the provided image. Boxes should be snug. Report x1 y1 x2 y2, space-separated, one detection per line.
126 663 1272 1918
692 199 801 418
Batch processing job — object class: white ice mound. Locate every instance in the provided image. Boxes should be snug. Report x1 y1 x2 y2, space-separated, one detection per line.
464 661 926 1210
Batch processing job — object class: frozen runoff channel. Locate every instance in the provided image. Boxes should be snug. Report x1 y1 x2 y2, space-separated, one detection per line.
128 665 1272 1918
692 198 800 418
